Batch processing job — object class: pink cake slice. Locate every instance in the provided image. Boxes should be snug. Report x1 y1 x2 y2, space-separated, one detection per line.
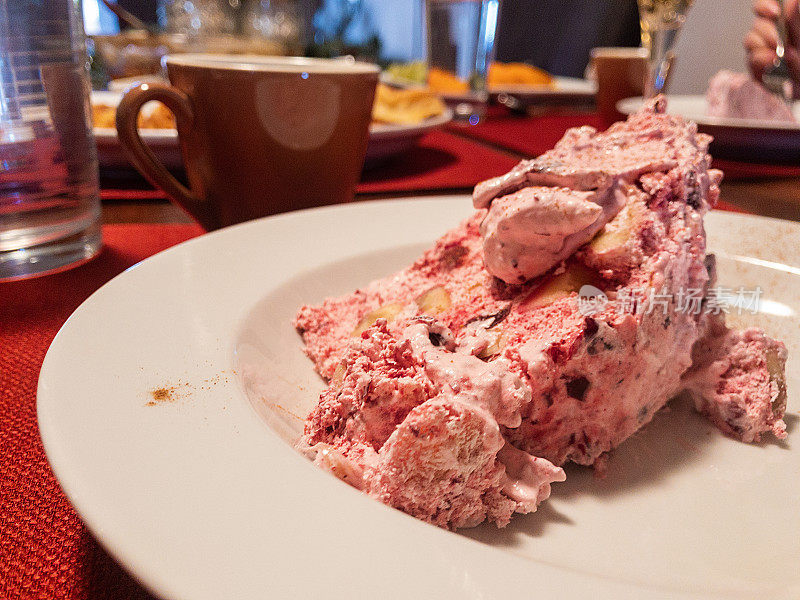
294 99 789 529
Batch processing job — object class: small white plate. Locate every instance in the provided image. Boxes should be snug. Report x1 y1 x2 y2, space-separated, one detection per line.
365 108 453 167
38 196 800 600
490 76 596 103
91 90 452 170
107 75 168 92
383 73 597 104
618 95 800 162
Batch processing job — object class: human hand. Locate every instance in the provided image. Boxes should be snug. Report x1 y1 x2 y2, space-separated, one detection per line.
745 0 800 95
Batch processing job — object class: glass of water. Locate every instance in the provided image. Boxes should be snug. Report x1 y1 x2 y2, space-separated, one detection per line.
1 0 102 280
425 0 500 124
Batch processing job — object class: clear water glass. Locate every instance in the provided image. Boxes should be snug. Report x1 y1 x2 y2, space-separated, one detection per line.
425 0 500 123
1 0 101 280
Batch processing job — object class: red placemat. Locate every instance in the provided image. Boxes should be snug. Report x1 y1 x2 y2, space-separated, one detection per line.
358 130 520 194
100 131 521 201
451 110 606 158
100 189 167 202
1 224 202 600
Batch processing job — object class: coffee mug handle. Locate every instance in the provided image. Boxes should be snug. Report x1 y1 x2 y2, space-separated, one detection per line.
116 83 214 229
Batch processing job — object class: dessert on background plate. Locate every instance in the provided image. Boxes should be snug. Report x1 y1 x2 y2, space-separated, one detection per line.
294 98 788 529
92 99 176 130
706 70 797 123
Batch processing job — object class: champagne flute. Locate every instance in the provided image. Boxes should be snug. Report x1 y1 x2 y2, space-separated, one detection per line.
637 0 694 98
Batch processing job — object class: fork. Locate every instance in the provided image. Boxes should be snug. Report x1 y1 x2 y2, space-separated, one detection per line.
761 0 795 102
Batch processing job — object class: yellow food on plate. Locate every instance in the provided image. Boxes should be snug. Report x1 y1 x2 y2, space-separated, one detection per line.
94 86 444 131
92 102 177 130
371 83 447 125
487 62 555 88
426 67 470 93
397 62 555 94
91 104 117 128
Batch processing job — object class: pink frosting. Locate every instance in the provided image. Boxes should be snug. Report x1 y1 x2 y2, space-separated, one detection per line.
706 70 796 123
474 97 717 284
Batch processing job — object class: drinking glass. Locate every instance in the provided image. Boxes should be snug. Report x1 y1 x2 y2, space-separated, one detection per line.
1 0 102 280
425 0 500 123
637 0 693 98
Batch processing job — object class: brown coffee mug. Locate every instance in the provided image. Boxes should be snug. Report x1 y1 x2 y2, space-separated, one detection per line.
116 54 379 230
590 47 649 125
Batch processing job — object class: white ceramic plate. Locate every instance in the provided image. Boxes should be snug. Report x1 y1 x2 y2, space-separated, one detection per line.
38 196 800 600
364 108 453 167
92 90 182 169
91 90 452 170
618 95 800 162
382 73 596 104
490 76 596 103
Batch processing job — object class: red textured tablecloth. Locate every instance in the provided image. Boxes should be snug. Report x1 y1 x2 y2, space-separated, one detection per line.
0 110 770 600
451 109 606 158
1 225 202 600
358 130 519 194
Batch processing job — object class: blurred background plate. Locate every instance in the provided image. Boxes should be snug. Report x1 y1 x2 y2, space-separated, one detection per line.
91 90 453 170
490 76 597 103
365 107 453 167
618 95 800 163
382 73 596 106
92 89 182 168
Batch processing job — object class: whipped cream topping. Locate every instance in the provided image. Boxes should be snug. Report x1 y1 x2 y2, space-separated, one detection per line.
479 184 626 284
472 98 714 284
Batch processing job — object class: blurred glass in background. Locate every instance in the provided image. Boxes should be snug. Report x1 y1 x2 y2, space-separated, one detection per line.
83 0 121 35
242 0 304 49
425 0 499 122
306 0 380 60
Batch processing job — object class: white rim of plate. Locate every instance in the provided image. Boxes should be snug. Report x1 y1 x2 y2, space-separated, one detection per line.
36 197 800 600
617 95 800 132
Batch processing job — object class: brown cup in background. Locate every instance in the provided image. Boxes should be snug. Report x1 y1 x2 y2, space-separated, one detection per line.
116 55 379 230
590 47 649 126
